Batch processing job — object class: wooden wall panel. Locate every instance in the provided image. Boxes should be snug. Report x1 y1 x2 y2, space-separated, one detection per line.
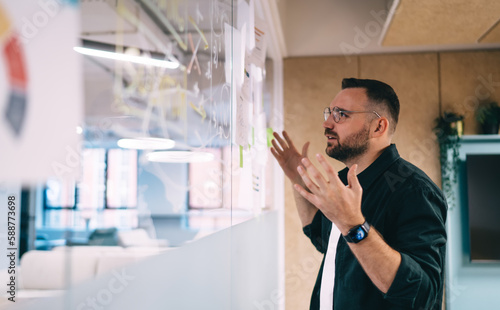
283 50 500 309
359 53 441 184
283 56 357 310
440 51 500 135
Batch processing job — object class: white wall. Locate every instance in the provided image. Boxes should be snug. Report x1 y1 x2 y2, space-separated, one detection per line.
14 211 281 310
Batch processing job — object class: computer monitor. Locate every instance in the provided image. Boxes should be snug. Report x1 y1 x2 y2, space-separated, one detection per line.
466 154 500 262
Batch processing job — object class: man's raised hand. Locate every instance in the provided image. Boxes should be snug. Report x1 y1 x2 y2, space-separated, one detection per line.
270 131 310 185
294 154 364 234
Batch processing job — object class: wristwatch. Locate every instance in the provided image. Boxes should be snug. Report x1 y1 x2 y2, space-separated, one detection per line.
343 221 370 243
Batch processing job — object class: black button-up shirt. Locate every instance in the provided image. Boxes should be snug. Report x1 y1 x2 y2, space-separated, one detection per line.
303 144 447 309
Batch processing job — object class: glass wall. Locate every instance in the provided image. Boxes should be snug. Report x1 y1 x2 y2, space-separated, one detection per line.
0 0 282 308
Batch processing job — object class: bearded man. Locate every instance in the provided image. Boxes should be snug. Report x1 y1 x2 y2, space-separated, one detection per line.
271 78 447 310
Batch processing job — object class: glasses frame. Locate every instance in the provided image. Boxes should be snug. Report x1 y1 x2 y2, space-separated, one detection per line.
323 106 381 123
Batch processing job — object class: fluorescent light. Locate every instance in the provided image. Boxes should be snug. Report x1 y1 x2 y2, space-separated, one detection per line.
74 46 179 69
117 137 175 150
146 151 215 163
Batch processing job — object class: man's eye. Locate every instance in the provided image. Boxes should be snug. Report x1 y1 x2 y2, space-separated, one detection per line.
339 111 348 118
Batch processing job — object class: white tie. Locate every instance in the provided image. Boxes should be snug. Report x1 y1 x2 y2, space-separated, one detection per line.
320 225 340 310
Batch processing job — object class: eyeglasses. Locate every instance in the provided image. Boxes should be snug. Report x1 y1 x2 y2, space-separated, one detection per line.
323 106 381 123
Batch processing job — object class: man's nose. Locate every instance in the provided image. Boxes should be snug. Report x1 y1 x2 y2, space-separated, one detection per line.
323 115 335 129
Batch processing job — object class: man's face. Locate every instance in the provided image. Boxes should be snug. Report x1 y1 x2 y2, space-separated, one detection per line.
323 88 373 162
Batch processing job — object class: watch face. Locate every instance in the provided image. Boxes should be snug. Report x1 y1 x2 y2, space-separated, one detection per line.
353 227 366 241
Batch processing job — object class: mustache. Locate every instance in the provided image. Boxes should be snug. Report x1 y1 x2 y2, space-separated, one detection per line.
324 129 338 138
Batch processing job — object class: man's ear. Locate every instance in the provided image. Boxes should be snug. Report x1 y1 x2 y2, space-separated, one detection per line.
371 117 389 137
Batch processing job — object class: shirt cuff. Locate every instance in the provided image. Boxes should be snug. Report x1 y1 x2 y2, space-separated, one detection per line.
302 210 326 253
384 252 423 308
302 210 323 236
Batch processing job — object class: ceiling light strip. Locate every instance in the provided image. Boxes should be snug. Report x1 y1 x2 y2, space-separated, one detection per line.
117 138 175 150
73 47 179 69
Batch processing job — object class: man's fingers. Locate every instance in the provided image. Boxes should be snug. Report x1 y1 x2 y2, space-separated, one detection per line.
315 153 342 186
302 141 310 157
297 165 319 193
293 183 316 204
300 157 328 188
271 139 284 154
282 131 298 153
270 147 287 168
273 132 289 151
270 147 280 160
347 164 362 191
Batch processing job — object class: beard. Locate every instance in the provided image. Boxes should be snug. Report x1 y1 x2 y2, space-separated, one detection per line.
325 125 370 162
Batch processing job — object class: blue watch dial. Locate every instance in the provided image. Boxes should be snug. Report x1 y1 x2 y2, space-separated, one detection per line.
344 221 370 243
354 227 366 241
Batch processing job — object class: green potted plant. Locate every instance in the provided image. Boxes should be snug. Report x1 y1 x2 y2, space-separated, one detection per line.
476 101 500 134
434 112 463 209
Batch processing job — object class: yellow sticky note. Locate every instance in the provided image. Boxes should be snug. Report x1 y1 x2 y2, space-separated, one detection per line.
0 5 11 39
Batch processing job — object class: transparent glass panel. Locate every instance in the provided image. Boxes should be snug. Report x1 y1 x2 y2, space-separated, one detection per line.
1 0 279 308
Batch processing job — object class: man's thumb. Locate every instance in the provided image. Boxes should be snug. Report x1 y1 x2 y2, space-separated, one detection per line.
302 142 310 157
348 164 361 191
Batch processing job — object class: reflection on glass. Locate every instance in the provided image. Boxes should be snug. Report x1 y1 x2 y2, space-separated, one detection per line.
106 149 138 209
189 148 223 209
45 178 76 208
10 0 279 308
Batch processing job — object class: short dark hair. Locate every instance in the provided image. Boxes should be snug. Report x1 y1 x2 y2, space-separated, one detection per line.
341 78 400 132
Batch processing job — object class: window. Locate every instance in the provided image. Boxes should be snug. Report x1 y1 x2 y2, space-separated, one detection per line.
42 148 138 229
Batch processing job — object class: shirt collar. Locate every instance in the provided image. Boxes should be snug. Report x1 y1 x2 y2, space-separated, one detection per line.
338 144 400 189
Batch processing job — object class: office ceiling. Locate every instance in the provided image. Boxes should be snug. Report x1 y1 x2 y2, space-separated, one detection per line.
80 0 230 148
382 0 500 46
281 0 500 57
79 0 500 146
